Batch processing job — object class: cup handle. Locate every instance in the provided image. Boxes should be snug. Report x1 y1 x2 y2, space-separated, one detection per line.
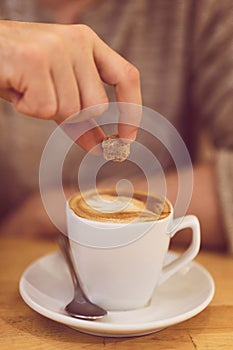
158 215 201 285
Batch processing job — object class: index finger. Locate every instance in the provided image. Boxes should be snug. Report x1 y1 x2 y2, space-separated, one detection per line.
59 118 105 155
93 37 142 141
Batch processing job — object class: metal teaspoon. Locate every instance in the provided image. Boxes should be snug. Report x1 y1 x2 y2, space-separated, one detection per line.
58 234 107 320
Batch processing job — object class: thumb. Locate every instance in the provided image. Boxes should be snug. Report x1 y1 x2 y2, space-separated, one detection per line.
0 87 22 103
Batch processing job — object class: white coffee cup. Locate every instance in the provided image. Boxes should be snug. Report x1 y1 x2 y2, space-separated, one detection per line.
66 197 200 311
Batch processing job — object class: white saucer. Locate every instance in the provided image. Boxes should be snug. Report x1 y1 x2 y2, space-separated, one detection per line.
19 251 215 337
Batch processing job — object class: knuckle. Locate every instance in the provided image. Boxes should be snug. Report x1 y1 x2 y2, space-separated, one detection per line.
96 101 109 115
23 33 63 66
42 32 65 59
97 91 109 105
46 32 63 52
70 24 95 47
35 103 57 119
82 101 109 119
83 91 109 110
124 63 140 83
76 24 94 37
58 104 81 120
16 101 57 120
22 44 48 68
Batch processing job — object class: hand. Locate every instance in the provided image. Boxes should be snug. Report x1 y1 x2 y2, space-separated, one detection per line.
0 21 142 150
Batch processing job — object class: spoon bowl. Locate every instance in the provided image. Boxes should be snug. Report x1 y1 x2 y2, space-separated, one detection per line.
58 234 107 320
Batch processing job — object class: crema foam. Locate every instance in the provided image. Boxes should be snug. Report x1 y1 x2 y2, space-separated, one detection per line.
69 190 171 223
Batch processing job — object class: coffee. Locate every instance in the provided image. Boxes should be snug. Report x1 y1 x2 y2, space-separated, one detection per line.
69 190 170 223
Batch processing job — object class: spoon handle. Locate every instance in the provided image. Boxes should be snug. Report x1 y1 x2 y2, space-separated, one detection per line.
58 233 107 319
57 234 80 288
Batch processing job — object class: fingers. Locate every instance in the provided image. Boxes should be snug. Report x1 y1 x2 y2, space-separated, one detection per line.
61 119 105 154
13 38 80 123
93 36 142 141
114 63 142 141
51 47 80 123
11 51 58 119
0 22 142 153
0 88 21 102
73 49 109 112
53 39 107 151
117 102 142 141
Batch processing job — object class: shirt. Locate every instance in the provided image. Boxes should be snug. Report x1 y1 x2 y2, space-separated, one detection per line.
0 0 232 250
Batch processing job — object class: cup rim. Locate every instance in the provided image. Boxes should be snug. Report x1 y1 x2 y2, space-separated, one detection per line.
66 193 173 226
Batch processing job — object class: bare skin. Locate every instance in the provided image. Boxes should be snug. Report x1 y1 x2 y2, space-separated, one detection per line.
0 15 227 251
35 0 227 252
0 20 142 150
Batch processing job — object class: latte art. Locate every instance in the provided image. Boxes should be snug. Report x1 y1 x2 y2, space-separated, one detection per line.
69 190 171 223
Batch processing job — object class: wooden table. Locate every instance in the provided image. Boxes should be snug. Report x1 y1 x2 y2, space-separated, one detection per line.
0 236 232 350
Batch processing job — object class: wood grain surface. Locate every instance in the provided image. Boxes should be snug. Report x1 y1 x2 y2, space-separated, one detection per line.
0 237 232 350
